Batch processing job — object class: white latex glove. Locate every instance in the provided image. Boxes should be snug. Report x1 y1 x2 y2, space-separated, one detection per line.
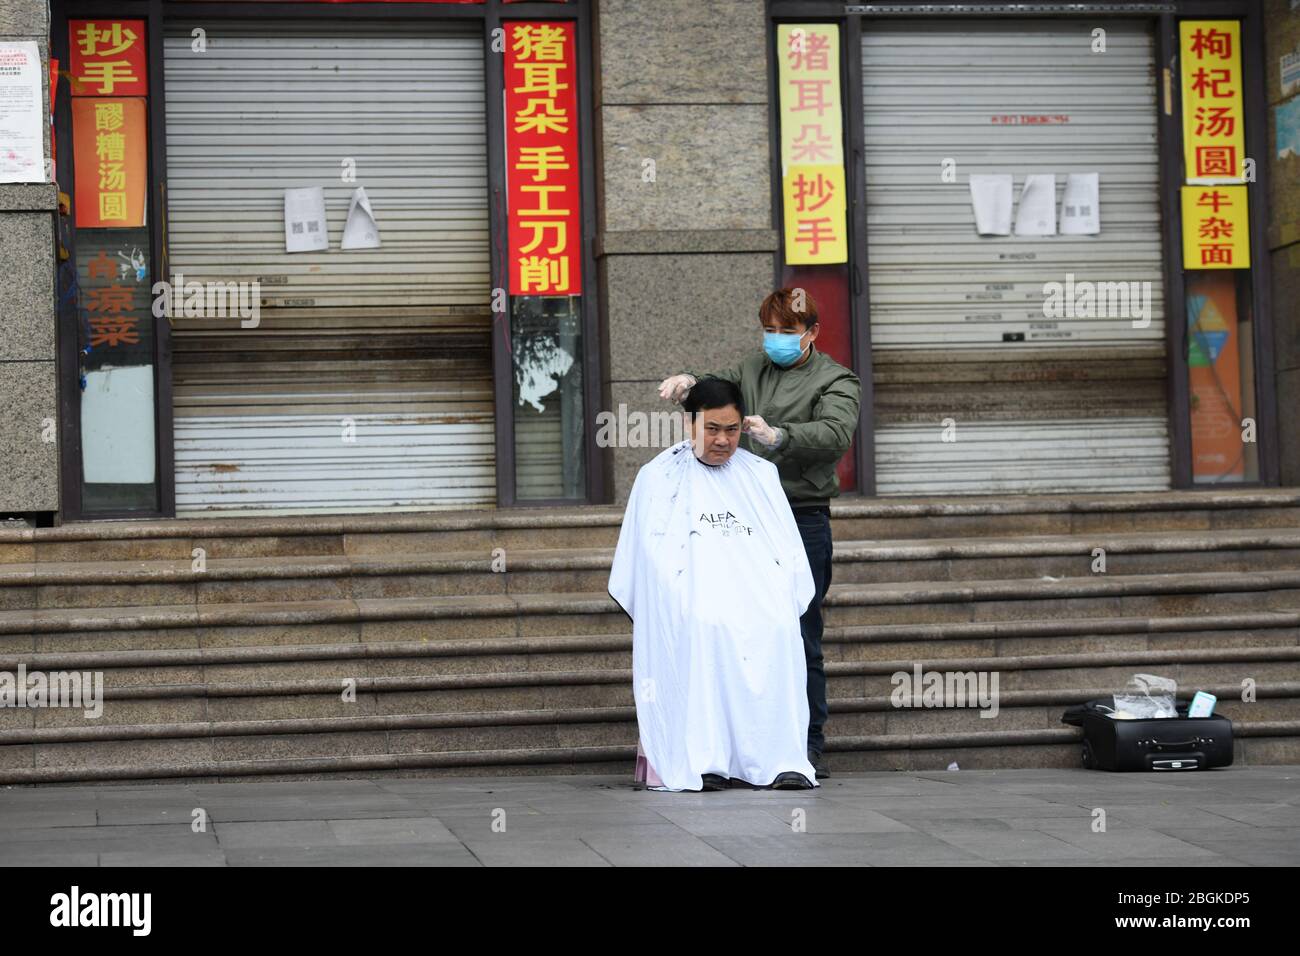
743 415 782 448
657 373 696 403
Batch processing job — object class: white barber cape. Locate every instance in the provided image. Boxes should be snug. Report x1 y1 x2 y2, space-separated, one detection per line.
608 440 819 791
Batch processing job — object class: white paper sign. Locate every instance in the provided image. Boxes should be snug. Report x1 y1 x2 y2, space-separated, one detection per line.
284 186 329 253
969 174 1013 236
0 42 46 184
1059 173 1100 235
340 186 381 250
81 366 157 483
1014 174 1057 236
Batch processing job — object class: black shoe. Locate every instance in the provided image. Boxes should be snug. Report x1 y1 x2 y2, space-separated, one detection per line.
771 771 814 790
700 773 729 791
809 749 830 779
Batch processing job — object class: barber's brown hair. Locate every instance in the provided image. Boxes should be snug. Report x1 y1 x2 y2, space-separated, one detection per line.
759 287 819 332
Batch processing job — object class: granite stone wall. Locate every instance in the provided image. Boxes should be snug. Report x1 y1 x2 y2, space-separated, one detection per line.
0 0 58 513
593 0 777 502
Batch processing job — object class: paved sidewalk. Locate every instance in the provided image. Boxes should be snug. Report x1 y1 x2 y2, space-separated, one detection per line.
1 766 1297 866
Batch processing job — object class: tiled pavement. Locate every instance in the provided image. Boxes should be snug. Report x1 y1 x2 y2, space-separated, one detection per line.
1 766 1297 866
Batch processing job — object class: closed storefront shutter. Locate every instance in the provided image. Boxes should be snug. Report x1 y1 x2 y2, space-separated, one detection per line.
163 20 494 515
862 18 1170 495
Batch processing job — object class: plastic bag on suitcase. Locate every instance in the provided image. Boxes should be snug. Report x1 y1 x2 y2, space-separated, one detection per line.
1112 673 1178 719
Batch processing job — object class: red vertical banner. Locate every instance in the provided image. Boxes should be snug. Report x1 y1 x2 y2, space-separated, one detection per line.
70 97 148 228
504 20 581 295
68 18 149 229
68 19 147 96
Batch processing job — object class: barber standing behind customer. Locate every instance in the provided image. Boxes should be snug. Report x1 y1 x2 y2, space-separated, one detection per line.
657 287 861 779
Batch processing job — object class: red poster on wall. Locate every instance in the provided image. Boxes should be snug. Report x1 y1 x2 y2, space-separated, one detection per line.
68 19 147 96
504 20 581 296
71 97 148 227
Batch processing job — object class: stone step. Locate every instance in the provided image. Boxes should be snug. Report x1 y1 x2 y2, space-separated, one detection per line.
835 529 1300 583
4 611 1298 669
0 592 625 643
4 568 1300 639
4 608 1296 672
0 549 611 611
1 665 1294 734
0 611 1294 735
828 491 1300 542
4 490 1299 566
823 569 1300 627
831 609 1300 645
2 634 1294 727
1 716 1293 784
8 528 1300 612
3 488 1298 784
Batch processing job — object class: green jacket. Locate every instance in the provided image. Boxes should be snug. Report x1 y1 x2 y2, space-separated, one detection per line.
685 346 861 506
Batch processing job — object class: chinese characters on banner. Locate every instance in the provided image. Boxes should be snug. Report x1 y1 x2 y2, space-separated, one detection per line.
1179 21 1251 483
68 20 148 228
1179 23 1250 271
504 21 581 295
68 19 152 371
1180 21 1245 184
776 24 846 265
77 240 153 369
0 42 46 183
71 97 147 228
1180 185 1250 270
68 19 147 96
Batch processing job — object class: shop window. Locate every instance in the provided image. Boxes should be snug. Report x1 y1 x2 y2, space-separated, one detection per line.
1186 271 1258 482
511 295 585 499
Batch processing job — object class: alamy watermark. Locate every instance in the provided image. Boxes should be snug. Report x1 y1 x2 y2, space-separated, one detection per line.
152 271 261 328
1042 273 1152 329
0 665 104 719
891 663 1000 718
50 886 151 936
595 404 687 448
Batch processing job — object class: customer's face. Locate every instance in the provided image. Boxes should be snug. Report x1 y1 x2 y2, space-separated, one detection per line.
686 404 742 465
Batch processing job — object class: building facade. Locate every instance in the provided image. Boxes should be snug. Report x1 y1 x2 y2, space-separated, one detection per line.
0 0 1294 523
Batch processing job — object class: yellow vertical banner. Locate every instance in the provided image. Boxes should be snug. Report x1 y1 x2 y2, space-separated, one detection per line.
1180 21 1246 184
777 24 847 265
1181 185 1250 269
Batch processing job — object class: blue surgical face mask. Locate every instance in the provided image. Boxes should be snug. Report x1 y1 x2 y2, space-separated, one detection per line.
763 330 807 368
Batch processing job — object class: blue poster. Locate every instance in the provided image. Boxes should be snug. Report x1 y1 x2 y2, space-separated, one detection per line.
1277 97 1300 159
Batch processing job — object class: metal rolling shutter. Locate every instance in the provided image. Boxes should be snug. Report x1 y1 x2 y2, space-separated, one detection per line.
163 20 494 515
862 18 1170 495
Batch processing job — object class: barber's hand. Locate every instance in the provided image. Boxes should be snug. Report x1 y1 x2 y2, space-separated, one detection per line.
657 373 696 403
743 415 781 448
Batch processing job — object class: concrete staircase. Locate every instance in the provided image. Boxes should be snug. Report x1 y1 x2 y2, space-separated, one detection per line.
1 490 1298 784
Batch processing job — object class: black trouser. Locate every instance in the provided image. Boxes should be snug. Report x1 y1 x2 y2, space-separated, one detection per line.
793 505 832 756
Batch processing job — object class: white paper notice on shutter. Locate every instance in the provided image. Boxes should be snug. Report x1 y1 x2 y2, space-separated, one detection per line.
340 186 381 250
969 174 1013 236
284 186 329 253
0 42 46 184
1059 173 1100 235
1014 174 1057 236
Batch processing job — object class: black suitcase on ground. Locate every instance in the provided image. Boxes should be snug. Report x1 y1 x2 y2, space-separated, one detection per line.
1061 699 1234 771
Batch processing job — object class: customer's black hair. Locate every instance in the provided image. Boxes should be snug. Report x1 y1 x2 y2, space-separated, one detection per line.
682 377 745 420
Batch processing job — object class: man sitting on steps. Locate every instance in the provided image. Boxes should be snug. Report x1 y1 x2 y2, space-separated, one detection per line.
608 377 818 792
